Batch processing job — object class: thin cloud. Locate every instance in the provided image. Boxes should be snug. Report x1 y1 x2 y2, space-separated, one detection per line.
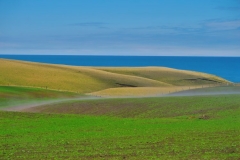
123 25 202 35
215 6 240 11
69 22 108 29
204 19 240 31
0 42 20 48
1 20 239 56
125 19 240 34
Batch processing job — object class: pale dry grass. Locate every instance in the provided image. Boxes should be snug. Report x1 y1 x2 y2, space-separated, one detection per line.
0 59 108 93
98 67 230 85
0 59 168 93
66 66 171 87
88 85 214 97
0 59 230 94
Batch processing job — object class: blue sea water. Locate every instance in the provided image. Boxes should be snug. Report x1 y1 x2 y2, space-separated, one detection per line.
0 55 239 83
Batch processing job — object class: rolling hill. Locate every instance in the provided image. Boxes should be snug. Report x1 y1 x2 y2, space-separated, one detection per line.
0 58 230 95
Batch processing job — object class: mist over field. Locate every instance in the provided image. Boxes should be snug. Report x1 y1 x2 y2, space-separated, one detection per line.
167 86 240 97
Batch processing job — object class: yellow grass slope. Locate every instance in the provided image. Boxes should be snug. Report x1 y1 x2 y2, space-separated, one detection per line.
66 66 171 87
89 86 213 97
0 59 107 93
99 67 229 86
0 59 230 95
0 59 169 93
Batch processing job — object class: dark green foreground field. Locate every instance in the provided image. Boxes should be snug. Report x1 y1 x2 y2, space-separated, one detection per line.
1 86 240 159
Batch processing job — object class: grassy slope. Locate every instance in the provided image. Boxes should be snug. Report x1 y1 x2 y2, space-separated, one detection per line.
0 59 169 94
0 59 230 95
88 85 213 97
0 86 80 108
99 67 229 85
1 95 240 159
0 59 109 93
89 83 237 97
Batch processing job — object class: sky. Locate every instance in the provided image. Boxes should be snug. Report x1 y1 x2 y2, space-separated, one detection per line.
0 0 240 56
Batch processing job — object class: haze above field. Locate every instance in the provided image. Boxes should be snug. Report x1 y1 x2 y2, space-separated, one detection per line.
0 0 240 56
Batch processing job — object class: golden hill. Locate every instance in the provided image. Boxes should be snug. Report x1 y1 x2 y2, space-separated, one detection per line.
99 67 228 86
88 86 210 97
0 58 230 95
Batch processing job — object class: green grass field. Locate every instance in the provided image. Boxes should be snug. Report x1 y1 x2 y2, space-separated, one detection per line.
24 94 240 119
1 110 239 160
0 59 239 159
1 93 240 159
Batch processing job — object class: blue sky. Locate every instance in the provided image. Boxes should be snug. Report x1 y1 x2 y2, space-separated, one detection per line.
0 0 240 56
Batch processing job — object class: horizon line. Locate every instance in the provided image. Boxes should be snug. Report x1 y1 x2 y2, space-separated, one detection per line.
0 54 240 58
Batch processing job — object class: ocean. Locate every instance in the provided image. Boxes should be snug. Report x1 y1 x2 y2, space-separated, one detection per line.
0 55 239 83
